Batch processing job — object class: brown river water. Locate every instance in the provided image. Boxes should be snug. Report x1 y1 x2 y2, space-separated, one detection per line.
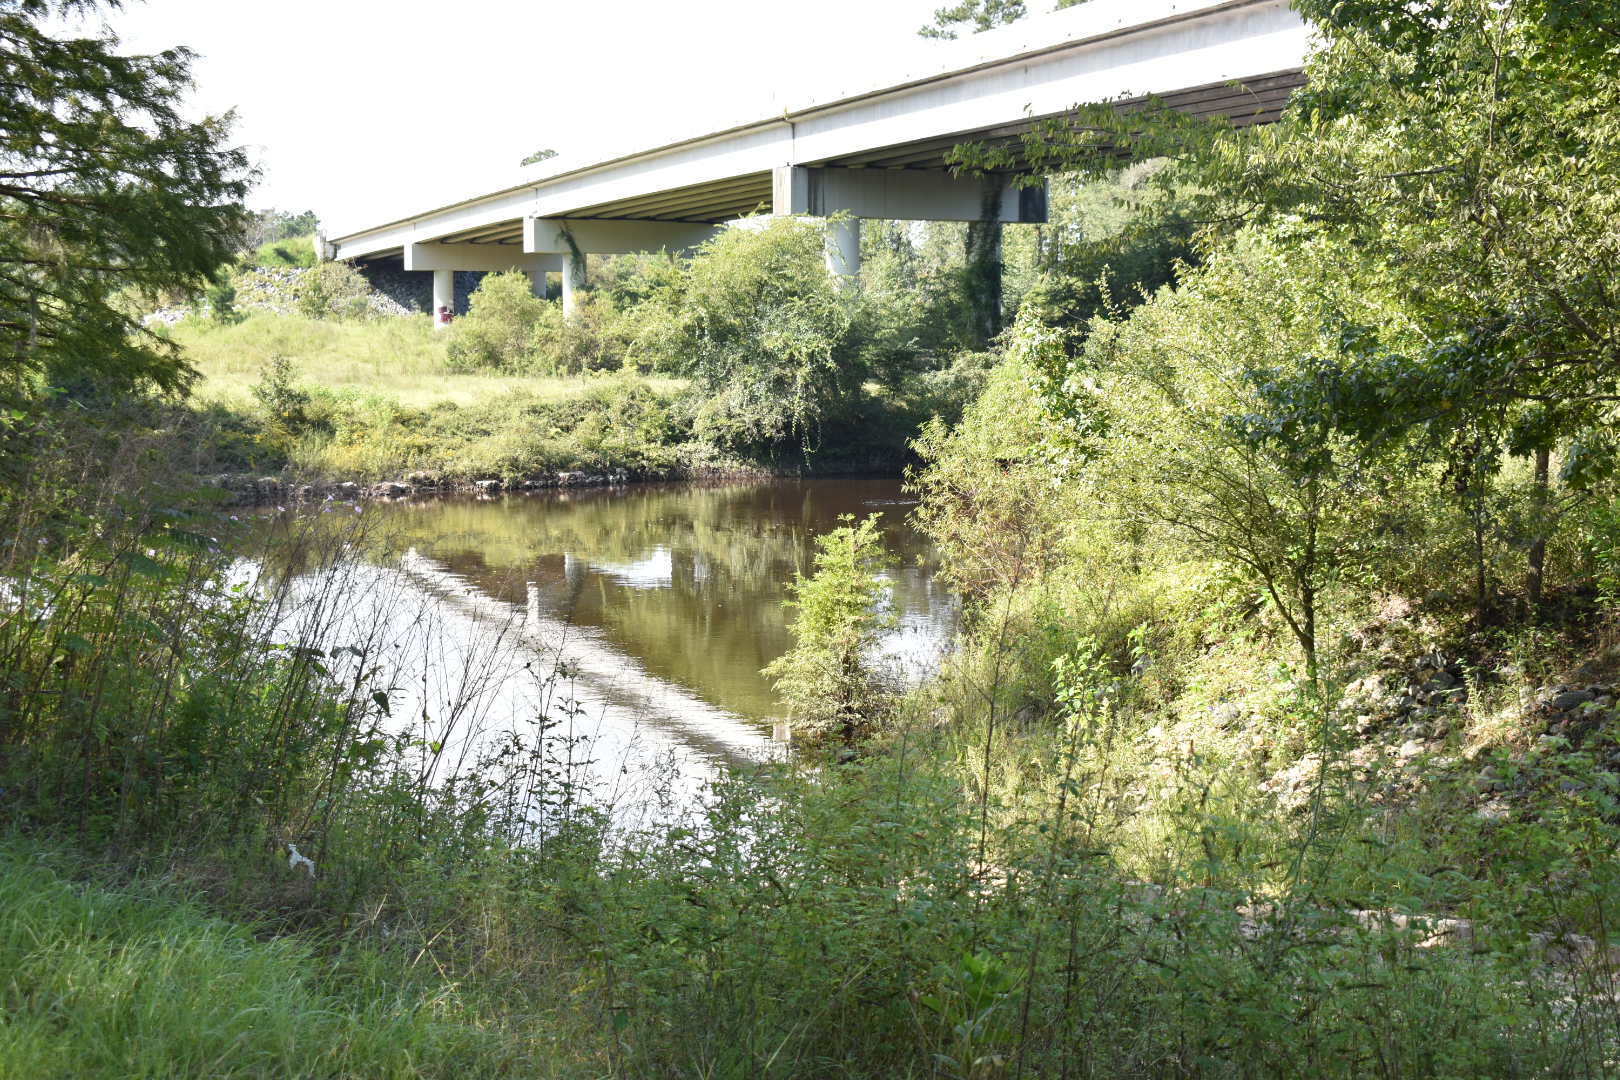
253 477 956 823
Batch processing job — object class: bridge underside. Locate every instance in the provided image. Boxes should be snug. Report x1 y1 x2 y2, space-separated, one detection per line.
355 68 1302 266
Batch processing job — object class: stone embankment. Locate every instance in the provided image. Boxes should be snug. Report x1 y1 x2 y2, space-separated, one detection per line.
234 268 416 318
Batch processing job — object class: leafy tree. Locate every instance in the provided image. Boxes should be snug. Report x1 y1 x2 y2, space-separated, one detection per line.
639 218 860 454
919 0 1043 40
764 513 897 749
1075 237 1400 682
0 0 251 398
963 0 1620 615
1233 0 1620 612
245 208 318 250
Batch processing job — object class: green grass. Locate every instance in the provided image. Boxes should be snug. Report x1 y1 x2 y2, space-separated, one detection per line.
0 841 529 1079
170 312 684 410
249 235 317 268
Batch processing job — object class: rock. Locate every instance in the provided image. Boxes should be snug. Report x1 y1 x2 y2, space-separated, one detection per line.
1211 703 1243 728
372 481 410 497
1424 670 1462 693
1354 714 1376 735
335 481 359 497
1475 798 1511 824
474 479 502 494
1398 739 1425 762
1549 689 1594 711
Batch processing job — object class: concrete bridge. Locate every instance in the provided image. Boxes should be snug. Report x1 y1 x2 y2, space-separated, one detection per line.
322 0 1309 323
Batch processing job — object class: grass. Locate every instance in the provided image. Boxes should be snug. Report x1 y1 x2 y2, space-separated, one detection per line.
0 840 534 1079
169 312 684 410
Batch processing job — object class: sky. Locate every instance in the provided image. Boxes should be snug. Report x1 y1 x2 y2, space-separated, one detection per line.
70 0 1065 236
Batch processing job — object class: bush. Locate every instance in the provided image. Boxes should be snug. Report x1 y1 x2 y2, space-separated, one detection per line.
445 270 548 373
639 217 863 454
294 261 372 320
764 513 897 749
529 292 631 375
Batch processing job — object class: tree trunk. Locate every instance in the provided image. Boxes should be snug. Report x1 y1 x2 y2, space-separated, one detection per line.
1527 446 1550 616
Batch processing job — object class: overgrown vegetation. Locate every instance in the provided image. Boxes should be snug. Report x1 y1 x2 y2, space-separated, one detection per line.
765 512 898 749
4 0 1620 1075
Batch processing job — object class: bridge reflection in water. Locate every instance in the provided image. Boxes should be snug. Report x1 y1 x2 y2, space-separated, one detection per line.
267 478 957 826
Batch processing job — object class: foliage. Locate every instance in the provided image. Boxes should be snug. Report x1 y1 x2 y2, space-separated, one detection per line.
918 0 1025 39
249 354 317 443
763 513 897 749
245 208 318 250
1076 237 1410 676
909 343 1075 599
247 234 317 269
0 0 250 398
293 261 373 321
445 270 548 373
640 218 862 454
204 277 240 325
529 292 632 375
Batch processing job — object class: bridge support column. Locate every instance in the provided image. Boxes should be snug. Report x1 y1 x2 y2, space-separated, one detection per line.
524 217 718 318
527 268 549 300
824 217 861 280
560 252 584 318
431 269 453 330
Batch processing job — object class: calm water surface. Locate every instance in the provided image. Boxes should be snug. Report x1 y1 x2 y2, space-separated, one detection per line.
253 477 953 821
364 476 956 723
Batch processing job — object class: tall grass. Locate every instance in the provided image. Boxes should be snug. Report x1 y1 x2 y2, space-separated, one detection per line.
0 842 525 1079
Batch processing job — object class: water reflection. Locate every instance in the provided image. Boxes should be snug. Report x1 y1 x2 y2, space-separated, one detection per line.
362 477 956 722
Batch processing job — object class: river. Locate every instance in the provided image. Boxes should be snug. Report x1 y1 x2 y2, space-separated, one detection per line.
254 477 956 825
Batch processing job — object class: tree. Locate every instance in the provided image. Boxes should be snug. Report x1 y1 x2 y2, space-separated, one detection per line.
954 0 1620 618
1234 0 1620 614
1074 237 1398 684
520 147 557 168
918 0 1026 40
245 209 318 250
638 217 861 455
1 0 251 398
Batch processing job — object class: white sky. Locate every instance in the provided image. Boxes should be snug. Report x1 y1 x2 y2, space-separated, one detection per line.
75 0 1064 236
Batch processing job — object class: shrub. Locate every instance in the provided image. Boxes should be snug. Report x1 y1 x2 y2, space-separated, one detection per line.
640 217 863 454
445 270 548 373
764 513 897 749
529 293 631 375
248 354 318 443
294 261 372 320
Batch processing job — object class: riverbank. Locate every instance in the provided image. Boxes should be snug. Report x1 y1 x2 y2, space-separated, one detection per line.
167 312 929 494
